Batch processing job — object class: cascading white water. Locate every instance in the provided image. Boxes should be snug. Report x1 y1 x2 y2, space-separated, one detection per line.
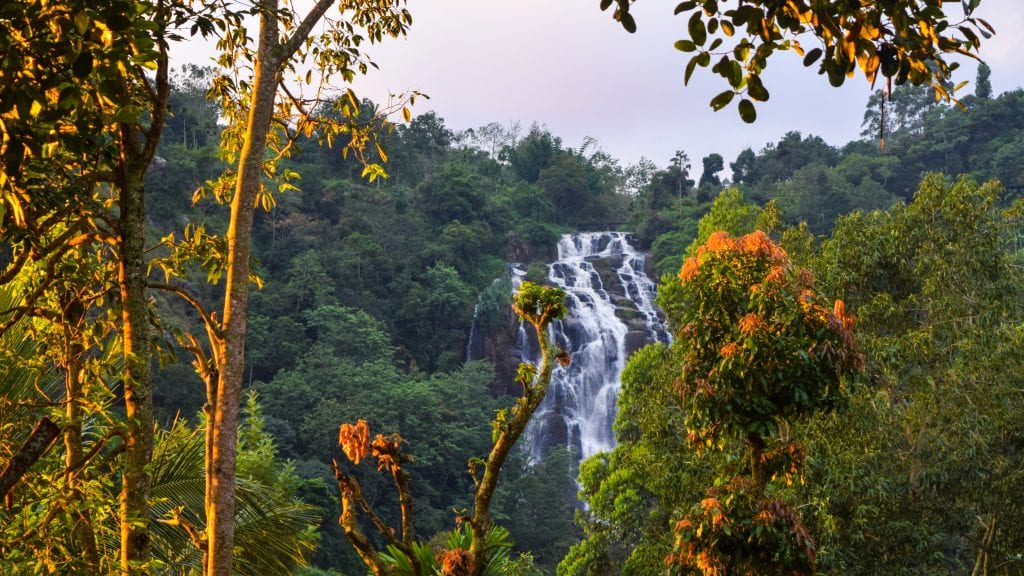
516 232 669 462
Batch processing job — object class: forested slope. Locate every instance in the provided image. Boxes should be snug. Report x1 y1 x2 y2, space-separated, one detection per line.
143 68 1023 574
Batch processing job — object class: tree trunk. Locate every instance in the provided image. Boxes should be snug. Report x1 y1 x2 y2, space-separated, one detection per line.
206 8 280 575
470 322 556 574
118 136 155 574
116 29 168 569
62 321 100 571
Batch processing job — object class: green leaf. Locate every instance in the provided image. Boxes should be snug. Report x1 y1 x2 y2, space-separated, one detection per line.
114 104 143 124
685 57 699 85
73 11 90 35
688 12 707 45
710 90 735 111
675 39 697 52
738 99 756 123
728 60 743 87
600 0 613 11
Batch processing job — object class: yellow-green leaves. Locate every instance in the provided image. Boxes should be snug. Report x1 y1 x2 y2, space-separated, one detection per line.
512 281 567 330
603 0 990 122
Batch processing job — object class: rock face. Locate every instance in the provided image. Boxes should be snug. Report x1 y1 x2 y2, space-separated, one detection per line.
512 232 670 462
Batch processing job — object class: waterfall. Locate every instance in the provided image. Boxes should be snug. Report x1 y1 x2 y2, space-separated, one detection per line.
516 232 669 462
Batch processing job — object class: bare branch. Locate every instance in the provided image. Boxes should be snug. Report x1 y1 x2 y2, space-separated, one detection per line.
148 281 225 342
279 0 337 63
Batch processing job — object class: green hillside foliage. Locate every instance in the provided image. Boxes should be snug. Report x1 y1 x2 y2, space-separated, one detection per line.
5 57 1022 573
139 73 1023 574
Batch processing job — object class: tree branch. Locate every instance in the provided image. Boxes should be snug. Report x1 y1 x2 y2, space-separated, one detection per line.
333 462 387 576
158 506 208 552
148 281 225 342
279 0 337 63
0 417 61 497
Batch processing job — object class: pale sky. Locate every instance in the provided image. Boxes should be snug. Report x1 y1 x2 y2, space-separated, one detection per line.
177 0 1024 172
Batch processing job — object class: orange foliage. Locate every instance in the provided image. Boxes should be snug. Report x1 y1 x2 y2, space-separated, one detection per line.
703 230 736 254
371 433 405 474
680 256 700 282
438 548 475 576
739 229 787 262
719 342 739 358
764 265 786 284
338 420 370 464
681 230 791 286
738 313 763 336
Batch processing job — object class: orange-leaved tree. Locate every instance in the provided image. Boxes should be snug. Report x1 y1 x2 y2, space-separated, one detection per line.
334 282 567 576
662 230 861 575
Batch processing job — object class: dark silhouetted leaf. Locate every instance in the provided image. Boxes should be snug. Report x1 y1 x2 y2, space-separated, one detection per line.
72 51 93 78
738 98 756 123
746 74 769 101
674 1 700 15
689 12 707 45
802 47 823 66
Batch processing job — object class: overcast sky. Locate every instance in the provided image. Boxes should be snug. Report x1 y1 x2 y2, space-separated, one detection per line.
178 0 1024 172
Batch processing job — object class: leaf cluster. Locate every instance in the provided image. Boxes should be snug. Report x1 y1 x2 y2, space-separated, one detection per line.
669 230 860 447
602 0 990 122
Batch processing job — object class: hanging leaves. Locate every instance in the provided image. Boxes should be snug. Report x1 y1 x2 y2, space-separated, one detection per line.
603 0 991 122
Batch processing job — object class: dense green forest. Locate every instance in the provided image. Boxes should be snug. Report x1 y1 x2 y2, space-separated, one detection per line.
4 1 1017 575
6 60 1024 573
114 66 1024 574
3 60 1023 572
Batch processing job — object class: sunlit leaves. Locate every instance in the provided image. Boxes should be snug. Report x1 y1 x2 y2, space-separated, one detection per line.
669 230 860 448
604 0 989 122
511 281 567 330
338 420 371 464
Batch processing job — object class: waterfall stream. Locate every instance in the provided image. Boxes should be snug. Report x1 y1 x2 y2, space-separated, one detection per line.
515 232 669 462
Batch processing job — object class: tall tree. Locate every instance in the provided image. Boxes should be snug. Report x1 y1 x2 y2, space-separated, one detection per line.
698 153 723 187
808 175 1024 574
975 61 993 99
1 0 178 570
200 2 412 574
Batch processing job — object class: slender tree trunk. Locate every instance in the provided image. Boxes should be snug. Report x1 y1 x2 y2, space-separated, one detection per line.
118 141 155 574
206 8 280 574
116 28 168 570
62 325 100 572
470 322 556 574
